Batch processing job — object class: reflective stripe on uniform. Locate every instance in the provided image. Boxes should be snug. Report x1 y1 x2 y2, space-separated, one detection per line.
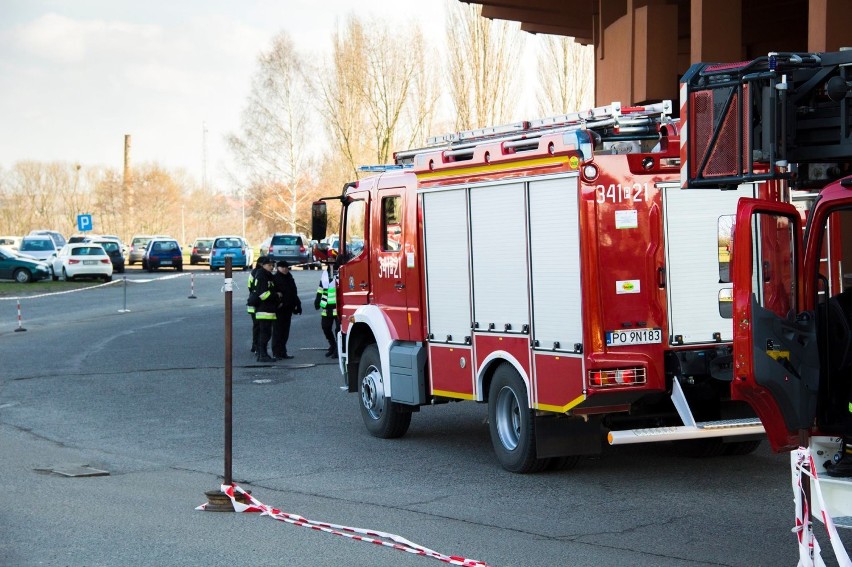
246 306 256 314
255 312 277 320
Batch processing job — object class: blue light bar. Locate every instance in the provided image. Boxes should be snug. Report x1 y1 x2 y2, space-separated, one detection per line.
358 164 411 172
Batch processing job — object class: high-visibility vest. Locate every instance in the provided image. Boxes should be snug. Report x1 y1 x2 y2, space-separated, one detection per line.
318 268 337 317
246 270 257 314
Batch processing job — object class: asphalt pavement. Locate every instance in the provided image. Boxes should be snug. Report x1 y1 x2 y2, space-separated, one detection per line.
0 266 849 566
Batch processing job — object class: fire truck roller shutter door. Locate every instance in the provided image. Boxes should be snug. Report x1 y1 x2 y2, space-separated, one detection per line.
528 176 583 352
422 189 472 344
662 182 756 344
469 182 529 333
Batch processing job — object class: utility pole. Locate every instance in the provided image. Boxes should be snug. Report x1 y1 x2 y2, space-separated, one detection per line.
123 135 132 241
202 122 209 193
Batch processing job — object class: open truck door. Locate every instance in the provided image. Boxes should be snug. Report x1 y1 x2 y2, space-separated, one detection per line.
731 198 818 452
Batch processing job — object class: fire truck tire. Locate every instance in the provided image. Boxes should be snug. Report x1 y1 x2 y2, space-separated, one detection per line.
488 364 548 473
358 344 412 439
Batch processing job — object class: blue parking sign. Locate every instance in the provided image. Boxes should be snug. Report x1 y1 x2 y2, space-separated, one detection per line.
77 214 93 232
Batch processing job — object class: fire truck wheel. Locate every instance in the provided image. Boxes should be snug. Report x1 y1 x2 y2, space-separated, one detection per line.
488 364 548 473
358 344 412 439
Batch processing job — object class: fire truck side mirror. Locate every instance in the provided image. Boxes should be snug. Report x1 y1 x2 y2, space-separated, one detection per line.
311 201 327 241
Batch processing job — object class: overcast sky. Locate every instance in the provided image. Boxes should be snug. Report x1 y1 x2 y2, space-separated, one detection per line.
0 0 448 191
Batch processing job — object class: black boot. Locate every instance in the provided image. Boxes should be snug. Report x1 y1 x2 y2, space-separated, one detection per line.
256 353 275 363
825 439 852 477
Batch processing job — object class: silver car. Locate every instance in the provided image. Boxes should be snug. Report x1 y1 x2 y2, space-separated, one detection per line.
128 234 168 265
266 233 311 266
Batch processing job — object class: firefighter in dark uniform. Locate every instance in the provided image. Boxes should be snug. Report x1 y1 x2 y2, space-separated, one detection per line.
253 256 278 362
246 256 264 353
272 260 301 359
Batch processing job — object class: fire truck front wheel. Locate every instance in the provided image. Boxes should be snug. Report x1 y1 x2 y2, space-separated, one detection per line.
358 344 412 439
488 364 548 474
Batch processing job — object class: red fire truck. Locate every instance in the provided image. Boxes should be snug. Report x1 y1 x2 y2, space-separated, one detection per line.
312 50 852 476
680 50 852 526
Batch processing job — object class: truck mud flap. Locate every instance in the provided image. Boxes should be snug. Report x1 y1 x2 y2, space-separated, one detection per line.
535 415 604 458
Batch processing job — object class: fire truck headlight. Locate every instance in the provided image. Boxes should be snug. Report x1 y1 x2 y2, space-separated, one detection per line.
582 163 599 182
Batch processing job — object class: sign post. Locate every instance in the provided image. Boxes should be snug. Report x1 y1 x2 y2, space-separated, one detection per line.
76 214 93 233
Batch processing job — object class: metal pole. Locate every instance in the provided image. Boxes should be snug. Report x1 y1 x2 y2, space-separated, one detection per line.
118 276 130 313
188 273 197 299
14 300 26 332
224 256 233 486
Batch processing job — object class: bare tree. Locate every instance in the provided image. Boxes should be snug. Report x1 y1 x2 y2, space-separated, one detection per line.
445 1 525 130
315 17 371 177
228 32 316 234
4 161 92 236
316 16 440 175
535 36 595 116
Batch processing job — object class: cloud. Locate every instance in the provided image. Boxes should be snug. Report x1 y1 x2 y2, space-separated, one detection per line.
13 12 162 63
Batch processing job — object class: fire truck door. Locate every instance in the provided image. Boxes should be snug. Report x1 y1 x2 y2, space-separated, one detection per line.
662 182 756 344
373 188 410 340
338 192 370 332
730 198 814 451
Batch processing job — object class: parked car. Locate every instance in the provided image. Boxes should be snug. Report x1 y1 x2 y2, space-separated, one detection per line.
90 238 125 273
68 234 96 244
0 236 22 250
95 235 127 255
50 243 113 282
266 233 311 267
28 230 66 249
142 238 183 272
209 235 250 271
0 246 50 283
18 236 59 261
128 234 168 265
190 237 214 265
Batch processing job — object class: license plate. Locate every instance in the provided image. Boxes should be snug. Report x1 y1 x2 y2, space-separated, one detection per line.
225 253 235 257
160 260 172 265
605 328 662 346
83 260 97 265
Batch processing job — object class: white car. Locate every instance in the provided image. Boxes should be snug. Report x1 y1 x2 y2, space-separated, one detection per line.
18 235 59 261
0 236 22 250
51 243 113 282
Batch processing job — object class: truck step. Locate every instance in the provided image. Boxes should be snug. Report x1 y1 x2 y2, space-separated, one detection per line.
607 419 765 445
607 379 765 445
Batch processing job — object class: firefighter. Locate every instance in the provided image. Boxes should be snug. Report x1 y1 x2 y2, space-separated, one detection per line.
272 260 301 359
246 256 264 353
314 261 339 358
253 256 278 362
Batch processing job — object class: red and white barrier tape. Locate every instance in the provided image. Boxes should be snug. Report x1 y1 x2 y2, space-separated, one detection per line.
197 484 494 567
0 278 122 301
0 270 233 301
791 447 852 567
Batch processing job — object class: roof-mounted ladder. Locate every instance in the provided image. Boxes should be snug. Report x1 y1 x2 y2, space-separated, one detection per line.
394 101 673 165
